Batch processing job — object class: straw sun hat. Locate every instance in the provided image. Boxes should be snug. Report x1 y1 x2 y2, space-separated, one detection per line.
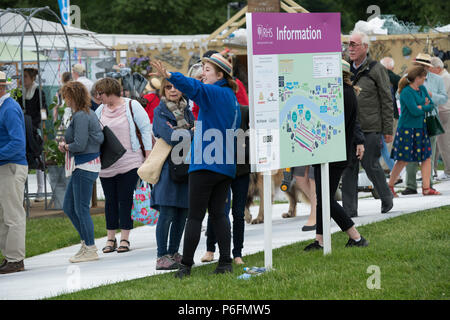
413 53 433 68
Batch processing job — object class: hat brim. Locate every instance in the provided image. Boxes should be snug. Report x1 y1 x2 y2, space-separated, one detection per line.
202 57 232 77
413 60 433 68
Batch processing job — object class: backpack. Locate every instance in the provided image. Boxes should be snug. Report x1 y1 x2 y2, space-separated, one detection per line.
24 114 44 170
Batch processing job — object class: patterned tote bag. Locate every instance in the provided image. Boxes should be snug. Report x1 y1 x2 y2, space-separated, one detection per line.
131 180 159 226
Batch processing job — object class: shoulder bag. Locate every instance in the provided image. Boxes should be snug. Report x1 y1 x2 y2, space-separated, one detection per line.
128 100 146 157
98 107 127 169
425 108 445 137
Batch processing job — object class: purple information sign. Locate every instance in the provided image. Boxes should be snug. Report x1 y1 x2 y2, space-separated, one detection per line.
251 12 341 55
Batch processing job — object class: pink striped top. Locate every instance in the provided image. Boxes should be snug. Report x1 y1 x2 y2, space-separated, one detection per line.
99 102 144 178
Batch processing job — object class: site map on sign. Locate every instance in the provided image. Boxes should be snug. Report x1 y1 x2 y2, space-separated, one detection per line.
278 53 347 168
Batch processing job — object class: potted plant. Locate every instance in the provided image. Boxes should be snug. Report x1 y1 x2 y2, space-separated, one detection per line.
43 96 68 209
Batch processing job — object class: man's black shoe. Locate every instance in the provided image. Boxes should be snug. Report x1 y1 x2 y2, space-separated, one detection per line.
213 262 232 274
345 236 369 247
304 240 323 251
174 263 191 279
401 188 418 195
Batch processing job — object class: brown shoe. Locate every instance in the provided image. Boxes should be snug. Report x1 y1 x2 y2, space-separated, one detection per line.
0 260 24 274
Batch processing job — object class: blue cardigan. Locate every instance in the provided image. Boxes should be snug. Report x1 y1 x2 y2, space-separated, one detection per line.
398 85 434 129
0 97 27 166
150 99 195 209
168 72 241 178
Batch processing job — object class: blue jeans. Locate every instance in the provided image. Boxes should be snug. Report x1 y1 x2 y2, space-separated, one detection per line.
156 206 188 257
63 169 98 246
206 174 249 258
381 135 394 171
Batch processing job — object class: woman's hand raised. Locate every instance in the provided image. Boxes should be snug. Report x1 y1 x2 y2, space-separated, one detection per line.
149 60 171 79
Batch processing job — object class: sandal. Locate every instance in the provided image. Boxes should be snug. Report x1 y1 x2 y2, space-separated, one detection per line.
422 188 441 196
102 238 117 253
117 239 130 253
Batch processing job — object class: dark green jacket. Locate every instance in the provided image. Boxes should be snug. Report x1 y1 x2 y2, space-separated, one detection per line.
350 55 394 135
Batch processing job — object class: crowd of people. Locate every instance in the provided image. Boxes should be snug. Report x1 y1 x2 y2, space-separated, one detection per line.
0 29 449 276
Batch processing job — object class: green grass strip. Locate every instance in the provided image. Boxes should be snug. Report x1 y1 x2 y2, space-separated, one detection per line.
48 206 449 300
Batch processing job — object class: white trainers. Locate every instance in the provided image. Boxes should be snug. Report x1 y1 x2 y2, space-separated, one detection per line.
73 241 86 258
437 173 450 181
69 245 99 263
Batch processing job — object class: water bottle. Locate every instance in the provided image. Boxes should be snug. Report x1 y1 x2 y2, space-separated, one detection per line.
243 267 266 274
237 273 253 280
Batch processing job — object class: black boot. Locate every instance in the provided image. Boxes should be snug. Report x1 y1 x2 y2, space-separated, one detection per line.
174 263 191 279
213 261 232 274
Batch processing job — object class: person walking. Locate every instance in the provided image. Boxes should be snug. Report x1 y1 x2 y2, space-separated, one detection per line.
152 78 194 270
429 57 450 181
380 57 401 172
388 66 441 196
401 54 448 195
304 60 368 251
94 78 152 254
0 72 28 274
150 53 241 278
59 81 104 263
341 30 394 216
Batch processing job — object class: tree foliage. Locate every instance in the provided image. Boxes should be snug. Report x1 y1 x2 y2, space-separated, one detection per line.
2 0 449 35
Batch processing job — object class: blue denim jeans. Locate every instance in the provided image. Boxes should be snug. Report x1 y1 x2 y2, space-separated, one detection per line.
206 173 249 258
380 135 394 171
63 169 98 246
156 205 188 257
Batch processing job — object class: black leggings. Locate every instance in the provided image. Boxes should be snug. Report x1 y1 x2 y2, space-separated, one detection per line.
181 170 232 266
314 165 355 235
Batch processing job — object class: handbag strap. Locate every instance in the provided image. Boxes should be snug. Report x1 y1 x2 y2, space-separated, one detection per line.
128 100 146 157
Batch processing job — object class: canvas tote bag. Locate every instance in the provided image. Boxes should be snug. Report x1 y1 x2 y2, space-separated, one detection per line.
137 137 172 184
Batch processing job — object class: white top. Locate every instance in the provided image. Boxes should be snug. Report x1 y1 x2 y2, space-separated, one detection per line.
76 76 94 93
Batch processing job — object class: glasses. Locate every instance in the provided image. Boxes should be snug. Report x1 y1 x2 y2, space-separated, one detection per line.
348 42 362 49
96 91 104 96
165 84 174 90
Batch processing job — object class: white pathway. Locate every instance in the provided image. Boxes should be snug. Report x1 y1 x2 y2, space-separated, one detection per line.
1 176 450 300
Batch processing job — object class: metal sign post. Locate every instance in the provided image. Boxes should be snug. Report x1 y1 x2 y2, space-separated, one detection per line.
321 163 332 254
263 171 273 269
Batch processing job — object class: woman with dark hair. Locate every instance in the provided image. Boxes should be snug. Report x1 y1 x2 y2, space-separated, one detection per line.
304 60 369 251
151 53 241 278
388 66 440 196
59 81 104 263
21 68 47 202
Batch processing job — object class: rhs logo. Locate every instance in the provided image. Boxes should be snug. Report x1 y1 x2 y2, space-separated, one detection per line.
257 24 273 40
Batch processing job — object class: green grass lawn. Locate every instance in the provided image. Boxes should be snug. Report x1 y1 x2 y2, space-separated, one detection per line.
47 206 450 300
